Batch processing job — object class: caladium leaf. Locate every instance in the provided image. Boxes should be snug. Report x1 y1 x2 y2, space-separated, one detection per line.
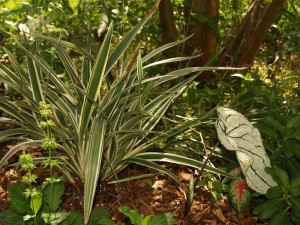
229 178 251 213
216 107 277 194
230 166 243 177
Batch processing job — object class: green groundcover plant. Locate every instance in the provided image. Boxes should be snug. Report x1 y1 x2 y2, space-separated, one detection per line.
0 1 237 223
216 107 300 225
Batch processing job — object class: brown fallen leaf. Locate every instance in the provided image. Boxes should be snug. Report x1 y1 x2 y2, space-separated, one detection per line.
191 206 210 223
213 208 227 223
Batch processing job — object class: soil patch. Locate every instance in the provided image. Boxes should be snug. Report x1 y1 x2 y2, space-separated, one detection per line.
0 142 265 225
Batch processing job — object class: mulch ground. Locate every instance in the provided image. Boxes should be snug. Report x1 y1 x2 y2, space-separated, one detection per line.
0 141 266 225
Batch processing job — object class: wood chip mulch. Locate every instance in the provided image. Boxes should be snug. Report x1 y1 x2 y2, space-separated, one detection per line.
0 142 266 225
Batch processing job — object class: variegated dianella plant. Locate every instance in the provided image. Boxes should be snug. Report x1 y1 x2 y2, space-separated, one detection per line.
216 107 278 194
0 1 236 224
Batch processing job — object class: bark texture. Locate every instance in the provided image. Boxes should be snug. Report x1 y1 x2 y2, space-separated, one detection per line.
219 0 287 67
159 0 178 55
183 0 219 80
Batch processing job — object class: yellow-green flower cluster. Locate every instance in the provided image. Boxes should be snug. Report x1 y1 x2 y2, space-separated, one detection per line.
24 187 41 199
43 158 59 168
19 152 36 171
42 136 58 150
39 101 54 118
39 120 56 129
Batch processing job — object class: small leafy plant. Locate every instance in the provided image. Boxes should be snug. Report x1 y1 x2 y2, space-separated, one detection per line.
88 206 174 225
0 101 66 225
253 166 300 225
117 206 174 225
215 107 300 224
215 107 277 215
255 113 300 178
225 167 251 214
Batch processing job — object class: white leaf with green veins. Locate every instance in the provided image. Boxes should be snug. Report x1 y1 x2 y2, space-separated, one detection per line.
216 107 277 194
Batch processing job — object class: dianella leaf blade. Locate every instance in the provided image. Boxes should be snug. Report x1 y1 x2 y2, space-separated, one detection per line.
3 47 29 91
33 33 94 59
23 35 44 103
0 140 42 168
84 117 107 224
15 41 78 105
78 22 113 140
135 152 235 178
123 156 188 192
105 0 161 76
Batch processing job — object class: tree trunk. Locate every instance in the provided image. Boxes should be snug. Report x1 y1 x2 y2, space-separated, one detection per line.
159 0 178 56
219 0 287 67
183 0 219 80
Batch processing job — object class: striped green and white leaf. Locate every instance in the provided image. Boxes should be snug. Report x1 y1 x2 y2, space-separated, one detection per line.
216 107 277 194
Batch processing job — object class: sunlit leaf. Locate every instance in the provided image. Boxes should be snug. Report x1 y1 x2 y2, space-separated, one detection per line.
216 107 277 194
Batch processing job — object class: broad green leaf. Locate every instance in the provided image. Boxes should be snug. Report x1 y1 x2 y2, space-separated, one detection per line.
88 208 111 225
266 186 284 199
253 198 285 220
148 212 174 225
98 218 117 225
292 210 300 224
229 178 251 213
268 210 288 225
255 123 279 138
142 215 152 225
0 209 25 225
43 182 65 213
61 211 83 225
290 197 300 216
263 116 285 133
284 139 300 159
8 183 31 215
118 206 143 225
286 115 300 129
31 195 42 216
290 176 300 197
287 158 300 178
273 166 290 190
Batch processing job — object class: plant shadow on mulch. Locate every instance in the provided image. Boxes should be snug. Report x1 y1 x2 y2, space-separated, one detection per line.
0 141 266 225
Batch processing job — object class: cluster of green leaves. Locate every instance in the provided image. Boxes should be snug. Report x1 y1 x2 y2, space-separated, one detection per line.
60 207 174 225
0 181 66 225
118 206 174 225
253 167 300 225
0 101 66 225
255 114 300 176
